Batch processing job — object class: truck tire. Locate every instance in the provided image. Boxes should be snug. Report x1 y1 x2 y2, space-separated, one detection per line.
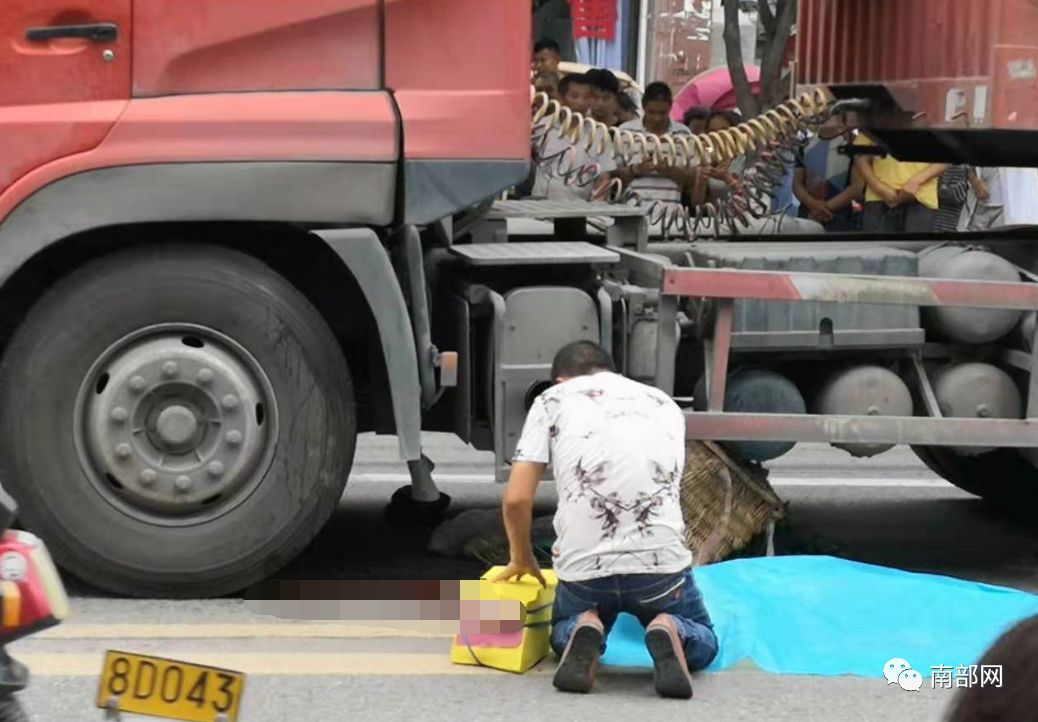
0 245 356 598
0 696 30 722
911 446 1038 509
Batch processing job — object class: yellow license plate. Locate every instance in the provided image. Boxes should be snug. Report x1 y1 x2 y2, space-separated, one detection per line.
96 650 244 722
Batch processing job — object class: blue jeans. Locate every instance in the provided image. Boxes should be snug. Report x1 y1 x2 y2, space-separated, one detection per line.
550 568 719 672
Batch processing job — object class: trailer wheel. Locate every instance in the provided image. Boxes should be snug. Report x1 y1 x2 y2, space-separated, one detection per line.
911 446 1038 508
0 245 356 597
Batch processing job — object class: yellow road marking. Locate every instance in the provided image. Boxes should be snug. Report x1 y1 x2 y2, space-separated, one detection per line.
21 653 553 677
40 623 453 640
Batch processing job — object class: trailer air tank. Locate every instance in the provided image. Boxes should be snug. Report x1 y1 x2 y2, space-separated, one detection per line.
931 362 1023 456
696 370 806 462
814 365 913 458
918 245 1022 344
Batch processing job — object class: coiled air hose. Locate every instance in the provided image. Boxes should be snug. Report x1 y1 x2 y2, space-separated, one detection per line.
529 87 835 238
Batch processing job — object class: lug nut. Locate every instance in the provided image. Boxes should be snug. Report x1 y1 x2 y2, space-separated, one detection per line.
175 475 193 493
139 469 157 486
115 443 133 460
162 361 180 378
207 461 225 478
110 406 129 423
225 430 243 447
129 376 147 393
197 368 215 385
221 395 240 411
977 404 991 418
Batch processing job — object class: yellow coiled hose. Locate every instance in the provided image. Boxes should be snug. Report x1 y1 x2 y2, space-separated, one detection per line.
529 87 835 238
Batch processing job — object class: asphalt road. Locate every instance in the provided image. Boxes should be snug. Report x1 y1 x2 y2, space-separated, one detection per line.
18 434 1038 722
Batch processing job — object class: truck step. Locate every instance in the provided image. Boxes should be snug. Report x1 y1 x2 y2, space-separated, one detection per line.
450 242 619 266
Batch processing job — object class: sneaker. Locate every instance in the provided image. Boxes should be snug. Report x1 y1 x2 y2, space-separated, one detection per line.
645 614 694 699
553 611 604 694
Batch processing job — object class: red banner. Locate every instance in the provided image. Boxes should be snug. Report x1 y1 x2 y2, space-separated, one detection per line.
569 0 618 41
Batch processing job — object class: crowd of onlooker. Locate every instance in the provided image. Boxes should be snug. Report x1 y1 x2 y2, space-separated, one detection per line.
528 39 749 217
528 38 1038 234
795 122 1038 234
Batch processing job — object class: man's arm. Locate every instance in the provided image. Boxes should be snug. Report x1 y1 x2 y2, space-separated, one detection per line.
492 398 552 586
793 166 832 221
657 163 698 187
496 461 548 586
901 163 950 200
615 163 656 187
689 166 709 205
824 165 866 212
968 167 991 201
792 166 814 207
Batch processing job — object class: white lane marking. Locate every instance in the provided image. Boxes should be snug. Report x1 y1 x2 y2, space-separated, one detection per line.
350 472 949 488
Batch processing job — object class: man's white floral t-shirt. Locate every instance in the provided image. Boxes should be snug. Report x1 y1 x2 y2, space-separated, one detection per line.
513 371 692 582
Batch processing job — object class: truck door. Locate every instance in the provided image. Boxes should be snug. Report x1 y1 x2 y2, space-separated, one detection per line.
0 0 131 196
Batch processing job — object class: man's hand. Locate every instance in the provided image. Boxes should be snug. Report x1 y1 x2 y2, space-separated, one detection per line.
823 199 845 217
809 206 834 223
876 182 901 207
805 197 833 223
633 161 657 177
492 556 547 588
704 164 730 180
974 178 991 202
900 177 923 199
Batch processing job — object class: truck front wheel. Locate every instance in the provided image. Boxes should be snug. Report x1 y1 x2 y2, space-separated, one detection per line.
0 245 356 597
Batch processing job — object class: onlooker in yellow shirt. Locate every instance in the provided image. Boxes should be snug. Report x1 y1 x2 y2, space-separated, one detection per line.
853 134 948 232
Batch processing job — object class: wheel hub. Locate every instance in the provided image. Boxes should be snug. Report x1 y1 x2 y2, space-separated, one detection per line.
76 326 277 519
155 405 200 448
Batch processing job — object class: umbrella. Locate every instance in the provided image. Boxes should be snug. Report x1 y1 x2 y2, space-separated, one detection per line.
671 65 761 122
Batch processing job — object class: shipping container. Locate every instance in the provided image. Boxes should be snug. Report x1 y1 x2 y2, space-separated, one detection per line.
796 0 1038 165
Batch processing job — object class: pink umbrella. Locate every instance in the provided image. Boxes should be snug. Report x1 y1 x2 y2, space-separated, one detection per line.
671 65 761 123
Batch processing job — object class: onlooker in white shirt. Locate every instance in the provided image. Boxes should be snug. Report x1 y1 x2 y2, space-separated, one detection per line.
615 82 698 218
531 73 617 202
959 167 1038 231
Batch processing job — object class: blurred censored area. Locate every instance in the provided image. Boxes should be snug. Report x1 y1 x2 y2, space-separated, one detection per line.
244 580 528 635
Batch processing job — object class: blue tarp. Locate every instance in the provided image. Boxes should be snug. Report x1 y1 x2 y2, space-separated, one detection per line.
599 556 1038 677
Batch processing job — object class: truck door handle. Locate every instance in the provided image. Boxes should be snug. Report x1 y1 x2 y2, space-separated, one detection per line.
25 22 118 43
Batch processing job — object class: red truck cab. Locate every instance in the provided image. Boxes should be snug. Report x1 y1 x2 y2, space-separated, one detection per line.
0 0 531 228
0 1 531 597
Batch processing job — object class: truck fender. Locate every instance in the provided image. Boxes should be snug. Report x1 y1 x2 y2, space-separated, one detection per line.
316 228 422 462
0 161 395 288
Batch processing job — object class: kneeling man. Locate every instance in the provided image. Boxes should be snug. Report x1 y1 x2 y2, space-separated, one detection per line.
495 341 718 698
